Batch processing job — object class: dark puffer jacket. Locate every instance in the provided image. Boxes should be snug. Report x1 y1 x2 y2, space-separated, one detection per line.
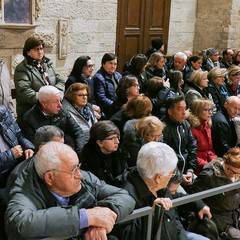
5 158 135 240
0 105 34 173
19 102 83 156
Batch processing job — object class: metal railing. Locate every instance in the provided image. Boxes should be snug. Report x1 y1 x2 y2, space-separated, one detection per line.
119 181 240 240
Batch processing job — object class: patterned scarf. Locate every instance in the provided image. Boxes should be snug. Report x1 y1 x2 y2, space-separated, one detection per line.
75 105 91 121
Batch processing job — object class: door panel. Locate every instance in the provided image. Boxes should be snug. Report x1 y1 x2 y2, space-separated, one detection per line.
116 0 171 72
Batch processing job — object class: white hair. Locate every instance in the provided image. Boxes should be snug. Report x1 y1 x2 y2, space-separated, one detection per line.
137 142 178 179
35 141 77 179
174 52 187 61
38 85 60 103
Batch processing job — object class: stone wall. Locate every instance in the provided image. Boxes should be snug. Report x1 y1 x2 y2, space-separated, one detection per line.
0 0 118 79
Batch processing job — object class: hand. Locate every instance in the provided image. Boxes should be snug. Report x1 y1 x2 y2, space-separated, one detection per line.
198 205 212 220
153 197 172 211
86 207 117 233
11 145 23 159
182 173 193 186
24 149 34 159
94 110 101 120
92 104 101 113
84 227 107 240
163 78 170 88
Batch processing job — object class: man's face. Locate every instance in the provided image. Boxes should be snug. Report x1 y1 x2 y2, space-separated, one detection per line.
168 101 186 123
225 100 240 118
42 93 62 115
209 52 220 62
174 57 186 71
48 152 82 197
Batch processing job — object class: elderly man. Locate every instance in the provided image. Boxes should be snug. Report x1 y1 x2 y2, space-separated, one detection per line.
5 142 135 240
19 85 84 155
113 142 210 240
212 96 240 157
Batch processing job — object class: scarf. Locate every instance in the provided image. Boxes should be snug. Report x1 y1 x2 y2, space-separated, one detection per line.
74 105 91 121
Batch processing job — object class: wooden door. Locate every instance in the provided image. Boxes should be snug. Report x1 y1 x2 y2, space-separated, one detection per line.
116 0 171 73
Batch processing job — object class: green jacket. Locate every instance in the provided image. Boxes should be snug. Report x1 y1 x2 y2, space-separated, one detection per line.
5 158 135 240
14 57 65 118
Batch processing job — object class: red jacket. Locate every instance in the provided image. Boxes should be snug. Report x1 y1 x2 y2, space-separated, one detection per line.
191 121 218 174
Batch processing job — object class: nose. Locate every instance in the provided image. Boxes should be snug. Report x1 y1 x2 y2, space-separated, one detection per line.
75 169 82 179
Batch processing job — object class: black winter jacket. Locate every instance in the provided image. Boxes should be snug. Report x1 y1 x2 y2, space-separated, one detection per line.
162 116 197 173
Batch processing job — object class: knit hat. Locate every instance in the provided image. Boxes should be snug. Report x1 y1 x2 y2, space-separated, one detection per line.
151 39 164 50
206 48 218 56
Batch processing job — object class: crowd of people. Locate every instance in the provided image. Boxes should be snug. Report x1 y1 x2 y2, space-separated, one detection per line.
1 36 240 239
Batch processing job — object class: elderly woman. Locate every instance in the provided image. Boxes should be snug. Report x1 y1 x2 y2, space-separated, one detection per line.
145 51 167 80
14 36 65 121
187 98 218 174
207 67 229 111
184 70 216 112
226 65 240 96
81 120 129 187
110 75 140 116
190 147 240 239
122 116 165 167
62 83 97 151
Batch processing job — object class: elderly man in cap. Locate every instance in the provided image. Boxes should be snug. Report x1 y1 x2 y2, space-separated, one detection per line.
203 48 225 71
5 141 135 240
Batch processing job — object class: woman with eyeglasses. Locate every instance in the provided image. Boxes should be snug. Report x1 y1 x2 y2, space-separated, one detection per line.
14 36 65 122
190 147 240 239
122 116 165 167
62 83 97 152
187 98 218 174
110 75 140 117
81 120 129 187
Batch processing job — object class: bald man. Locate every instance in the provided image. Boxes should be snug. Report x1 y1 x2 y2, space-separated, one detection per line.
212 96 240 157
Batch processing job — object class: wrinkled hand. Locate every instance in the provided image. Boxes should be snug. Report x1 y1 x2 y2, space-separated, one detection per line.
11 145 23 159
86 207 117 233
84 227 107 240
153 197 172 211
92 104 101 113
182 173 193 186
198 205 212 220
24 149 34 159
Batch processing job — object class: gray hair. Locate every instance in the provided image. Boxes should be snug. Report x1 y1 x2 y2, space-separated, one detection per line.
35 142 76 179
137 142 178 179
38 85 61 103
34 125 64 148
174 52 187 61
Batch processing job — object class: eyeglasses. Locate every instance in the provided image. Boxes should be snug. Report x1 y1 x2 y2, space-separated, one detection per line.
146 133 163 140
226 101 240 112
48 163 81 176
132 84 140 88
203 108 213 113
226 167 240 177
32 47 44 52
74 93 89 98
86 64 95 68
104 136 120 141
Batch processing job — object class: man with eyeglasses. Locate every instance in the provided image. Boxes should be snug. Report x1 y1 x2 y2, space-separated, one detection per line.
212 96 240 157
19 85 84 156
190 147 240 239
5 141 135 240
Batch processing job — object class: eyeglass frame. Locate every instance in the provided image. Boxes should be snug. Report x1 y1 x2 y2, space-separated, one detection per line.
226 101 240 112
47 163 81 176
74 93 90 98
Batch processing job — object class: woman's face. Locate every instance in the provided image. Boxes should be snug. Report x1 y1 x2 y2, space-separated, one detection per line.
103 59 117 74
144 129 162 142
97 134 119 154
155 57 165 70
27 44 44 62
199 76 209 89
82 60 94 77
200 106 213 121
73 89 88 108
178 78 184 90
191 59 203 70
214 76 225 86
127 81 140 99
